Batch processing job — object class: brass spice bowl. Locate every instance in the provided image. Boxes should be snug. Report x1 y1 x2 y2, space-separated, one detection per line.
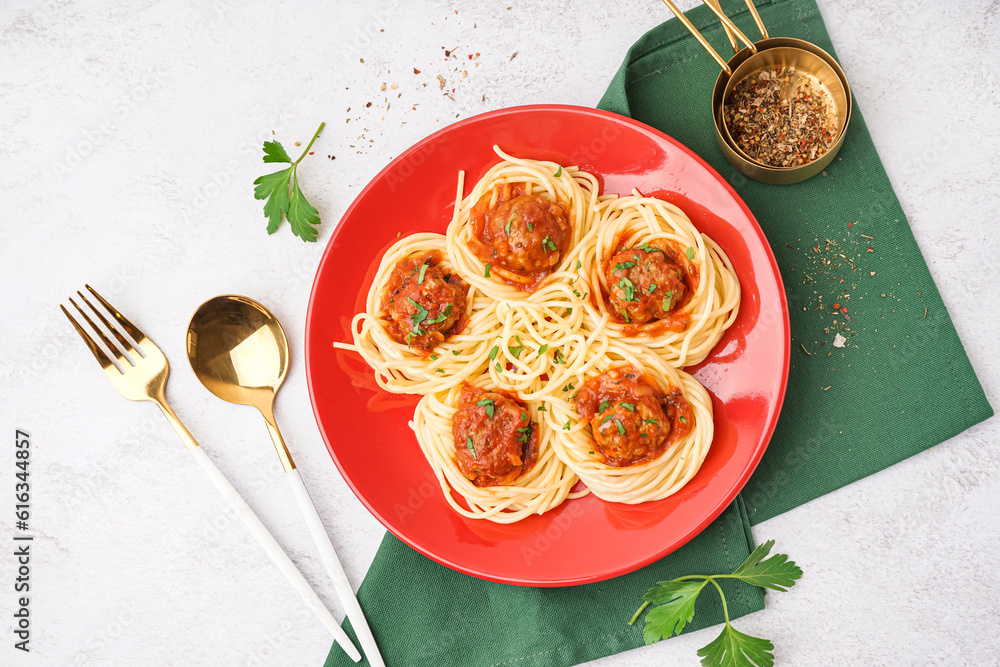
662 0 853 185
713 38 852 185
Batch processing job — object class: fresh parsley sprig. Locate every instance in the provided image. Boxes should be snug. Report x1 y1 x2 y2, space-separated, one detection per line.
630 540 801 667
253 122 325 242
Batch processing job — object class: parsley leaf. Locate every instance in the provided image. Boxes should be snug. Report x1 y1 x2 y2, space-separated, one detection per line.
562 419 571 430
553 350 566 364
253 122 325 241
417 264 429 284
729 540 803 591
631 540 800 667
617 277 638 302
640 580 706 644
465 436 476 457
686 246 695 260
637 242 664 255
613 261 636 272
619 402 635 412
538 343 549 355
554 165 563 178
697 626 775 667
614 418 626 435
489 345 499 360
648 283 657 294
598 400 610 413
484 264 492 278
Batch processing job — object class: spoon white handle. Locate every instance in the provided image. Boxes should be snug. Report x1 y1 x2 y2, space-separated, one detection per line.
287 469 386 667
190 447 361 662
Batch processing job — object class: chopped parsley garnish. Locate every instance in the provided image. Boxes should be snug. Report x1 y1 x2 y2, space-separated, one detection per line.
538 343 549 355
537 406 547 412
640 434 648 438
484 264 491 278
662 290 674 312
562 419 572 430
466 436 476 457
542 235 558 252
686 246 695 260
588 450 595 455
619 402 635 412
505 218 513 237
643 418 659 425
553 350 566 364
576 260 582 270
495 362 503 373
598 400 611 413
477 398 496 419
430 354 439 360
527 222 533 231
600 414 615 425
520 410 527 421
417 264 429 284
554 165 563 178
426 304 452 325
489 345 499 360
452 350 461 355
435 369 445 373
516 422 536 444
407 297 429 329
614 418 626 435
648 283 657 294
637 242 664 255
509 335 525 359
562 383 574 392
621 310 631 323
617 277 638 302
613 261 636 272
680 416 688 424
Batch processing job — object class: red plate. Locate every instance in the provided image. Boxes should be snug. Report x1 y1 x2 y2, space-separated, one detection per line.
305 105 789 587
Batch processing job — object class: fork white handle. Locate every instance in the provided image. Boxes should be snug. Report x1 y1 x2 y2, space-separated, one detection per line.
191 447 361 662
287 469 385 667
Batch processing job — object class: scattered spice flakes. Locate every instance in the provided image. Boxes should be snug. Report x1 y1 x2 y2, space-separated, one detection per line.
800 343 811 356
413 68 421 74
510 51 518 61
391 82 399 90
438 74 446 90
365 101 372 108
823 385 832 391
380 82 386 91
923 307 928 319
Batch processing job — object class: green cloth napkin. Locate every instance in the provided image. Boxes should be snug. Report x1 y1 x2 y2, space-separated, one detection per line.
326 1 993 665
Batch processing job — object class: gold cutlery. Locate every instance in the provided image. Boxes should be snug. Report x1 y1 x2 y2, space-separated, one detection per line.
61 285 361 663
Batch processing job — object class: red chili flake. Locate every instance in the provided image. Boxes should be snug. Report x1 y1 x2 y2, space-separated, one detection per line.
365 101 372 107
848 222 853 227
841 307 848 314
468 54 473 60
444 49 451 57
308 151 314 155
833 303 840 309
413 68 421 74
866 247 874 252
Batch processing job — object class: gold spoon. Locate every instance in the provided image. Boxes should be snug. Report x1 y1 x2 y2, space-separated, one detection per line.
186 295 384 667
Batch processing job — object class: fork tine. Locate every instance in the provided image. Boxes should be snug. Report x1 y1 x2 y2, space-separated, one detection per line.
85 284 147 344
77 290 136 355
61 304 121 374
70 297 129 367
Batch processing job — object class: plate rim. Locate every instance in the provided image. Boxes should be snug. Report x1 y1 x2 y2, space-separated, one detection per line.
305 103 790 586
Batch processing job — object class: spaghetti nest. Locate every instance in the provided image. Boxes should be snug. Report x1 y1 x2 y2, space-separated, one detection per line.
580 193 740 367
543 341 713 504
338 147 740 522
411 377 585 523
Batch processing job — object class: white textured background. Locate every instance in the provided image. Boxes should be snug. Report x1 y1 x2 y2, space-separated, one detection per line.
1 0 997 665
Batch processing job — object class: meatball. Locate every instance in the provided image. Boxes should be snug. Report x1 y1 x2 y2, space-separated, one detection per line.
591 392 670 464
484 194 570 274
574 366 694 467
385 256 467 350
452 385 538 487
607 242 688 324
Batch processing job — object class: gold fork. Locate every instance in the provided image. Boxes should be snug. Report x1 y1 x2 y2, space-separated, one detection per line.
61 285 361 662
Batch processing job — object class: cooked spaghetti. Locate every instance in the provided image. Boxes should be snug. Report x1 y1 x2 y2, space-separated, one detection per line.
580 193 740 367
338 150 739 520
543 343 713 504
334 232 500 394
446 147 601 300
411 379 584 523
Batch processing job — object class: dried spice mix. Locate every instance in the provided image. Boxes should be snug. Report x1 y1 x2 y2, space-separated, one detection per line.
723 66 837 168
